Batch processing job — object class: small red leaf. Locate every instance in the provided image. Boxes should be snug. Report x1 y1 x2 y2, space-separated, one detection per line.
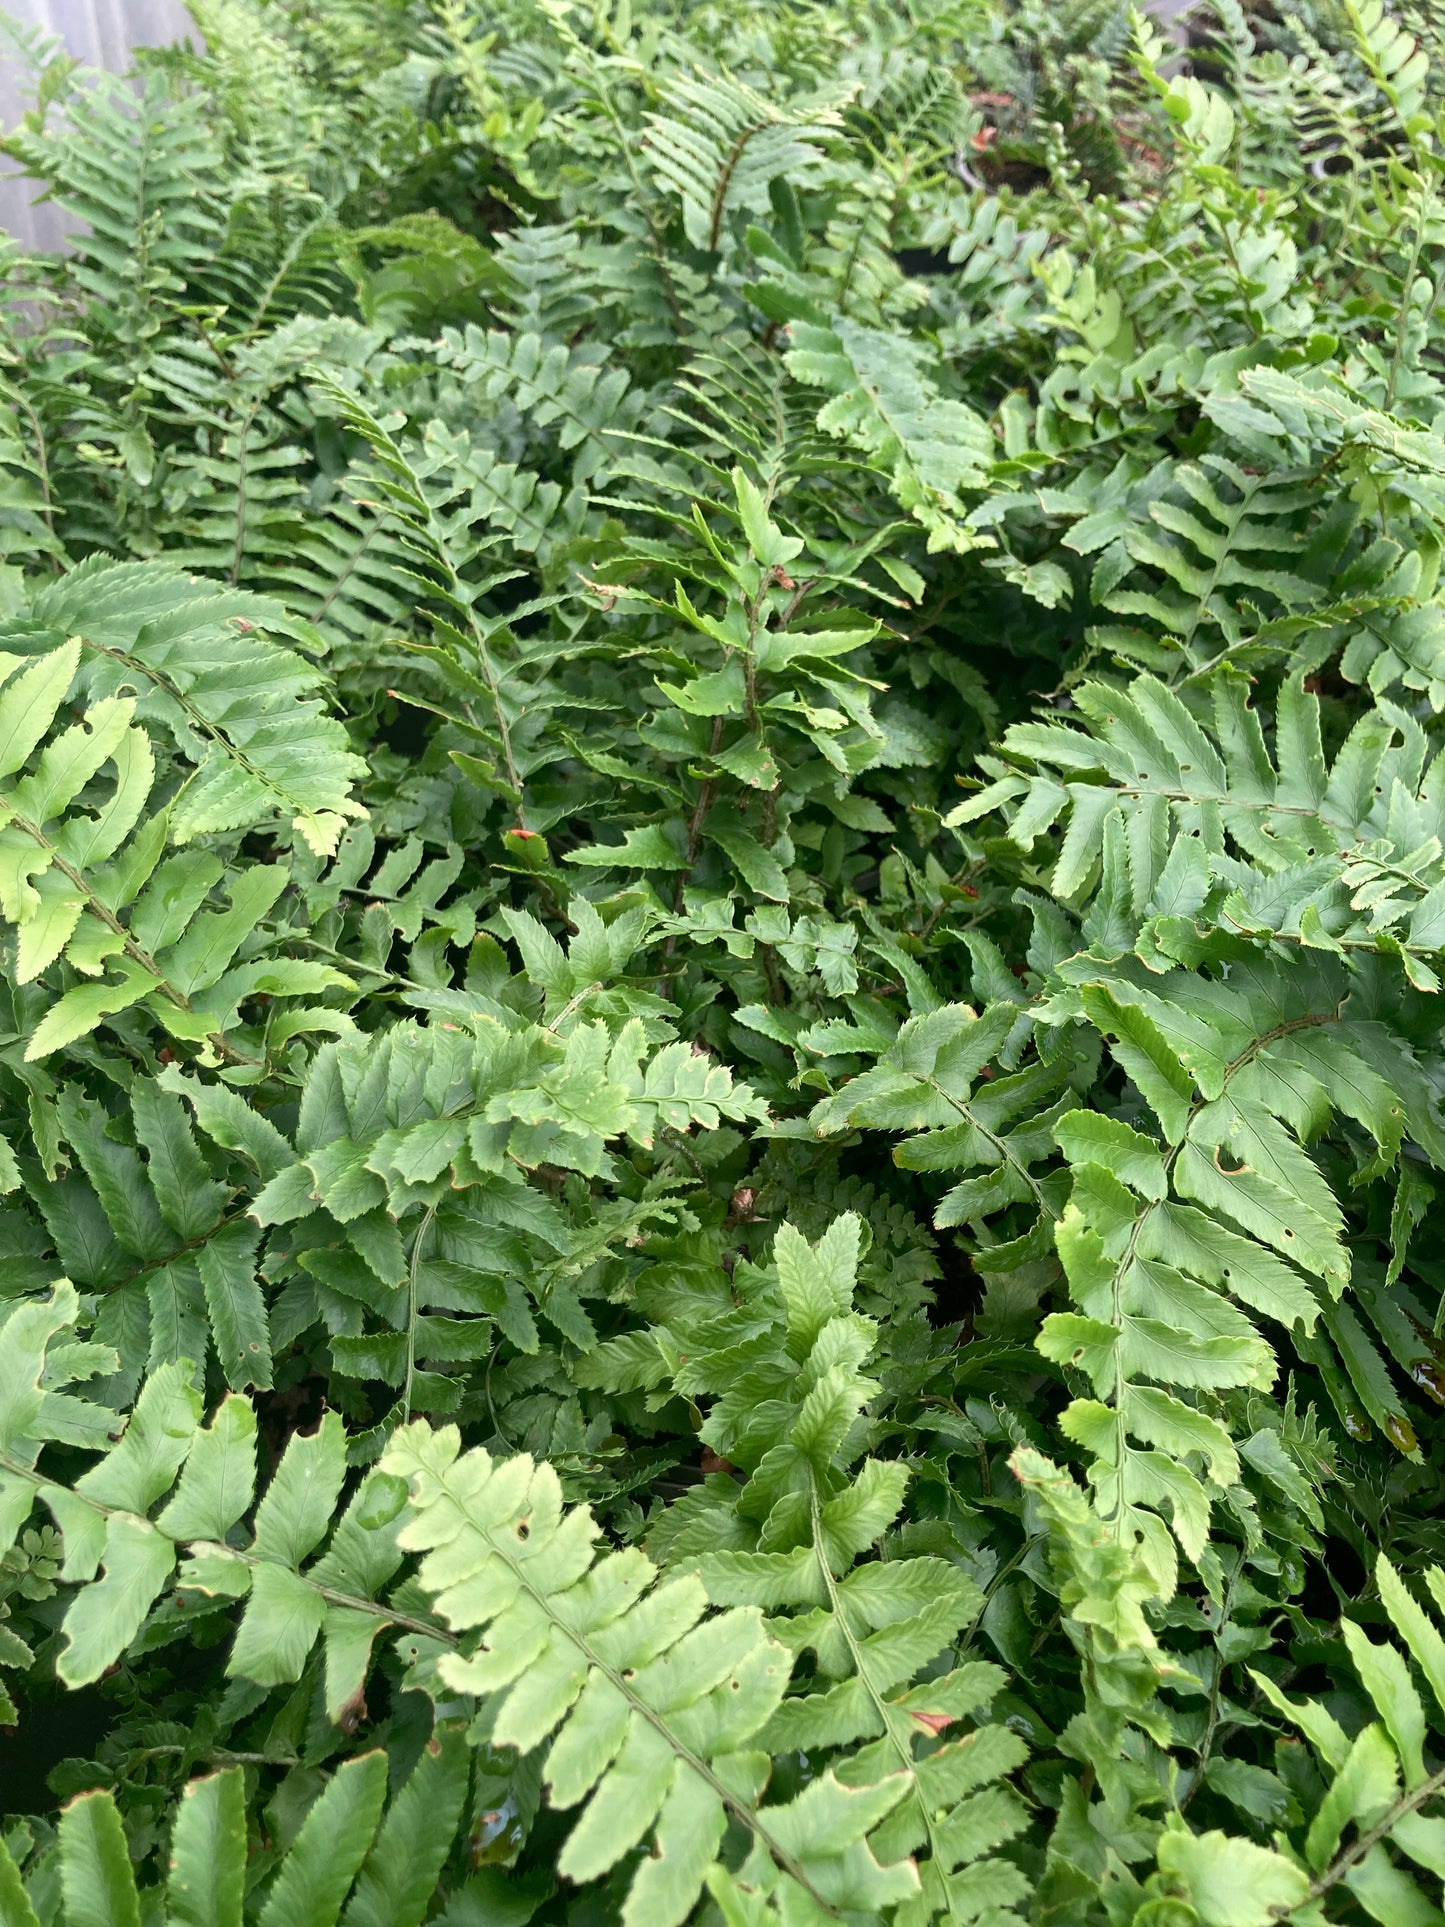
908 1710 954 1737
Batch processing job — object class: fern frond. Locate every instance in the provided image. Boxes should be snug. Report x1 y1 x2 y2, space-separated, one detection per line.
0 621 355 1064
1141 1547 1445 1921
6 558 366 853
643 72 843 254
1 73 225 344
0 1731 471 1927
642 1214 1032 1924
1346 0 1433 141
383 1389 931 1927
0 1284 426 1709
307 377 585 827
786 318 995 552
432 326 644 485
954 669 1445 980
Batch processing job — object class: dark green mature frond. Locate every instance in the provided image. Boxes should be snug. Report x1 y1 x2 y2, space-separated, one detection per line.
644 71 844 255
0 1735 471 1927
2 73 226 342
958 670 1445 983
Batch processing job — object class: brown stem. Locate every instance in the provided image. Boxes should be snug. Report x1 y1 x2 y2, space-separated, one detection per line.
708 122 768 252
1295 1761 1445 1912
760 780 780 849
663 715 727 952
760 942 784 1006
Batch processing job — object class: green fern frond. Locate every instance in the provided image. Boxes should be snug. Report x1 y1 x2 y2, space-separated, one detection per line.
7 557 366 852
383 1363 943 1927
954 669 1445 981
638 1214 1032 1924
0 625 355 1065
643 72 843 255
0 1284 426 1708
786 318 995 553
1 74 225 346
1139 1547 1445 1921
0 1729 471 1927
432 326 644 485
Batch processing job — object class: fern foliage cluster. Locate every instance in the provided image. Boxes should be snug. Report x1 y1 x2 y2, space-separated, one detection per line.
12 0 1445 1921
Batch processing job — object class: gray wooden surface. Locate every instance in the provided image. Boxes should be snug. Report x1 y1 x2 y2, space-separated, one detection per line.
1 0 197 250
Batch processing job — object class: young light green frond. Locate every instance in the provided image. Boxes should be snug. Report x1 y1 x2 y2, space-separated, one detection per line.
0 1285 421 1702
58 1789 141 1927
382 1421 786 1923
6 558 360 834
0 571 364 1059
382 1385 952 1927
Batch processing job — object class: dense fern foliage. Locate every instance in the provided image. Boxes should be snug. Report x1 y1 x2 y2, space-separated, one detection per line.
12 0 1445 1919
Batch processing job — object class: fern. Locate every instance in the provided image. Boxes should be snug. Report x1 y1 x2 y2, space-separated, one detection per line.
380 1207 1027 1927
785 316 996 554
0 605 357 1065
0 1284 421 1710
10 0 1445 1918
956 669 1445 985
245 998 764 1447
305 376 577 829
0 1736 471 1927
2 74 225 350
633 1215 1031 1924
1134 1548 1445 1922
431 326 644 487
643 72 842 256
5 558 365 850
